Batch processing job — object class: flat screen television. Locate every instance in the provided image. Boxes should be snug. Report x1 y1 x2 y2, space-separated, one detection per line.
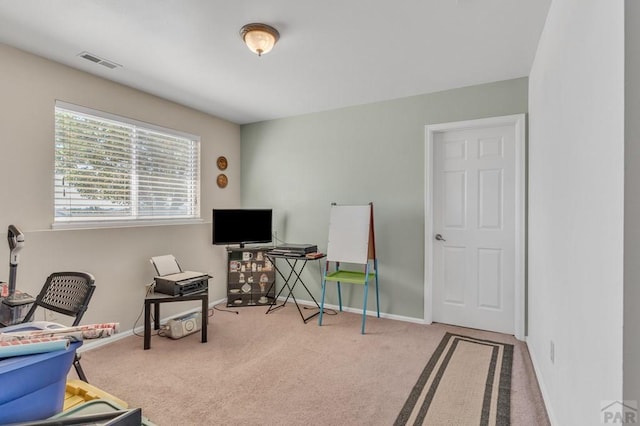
212 209 272 247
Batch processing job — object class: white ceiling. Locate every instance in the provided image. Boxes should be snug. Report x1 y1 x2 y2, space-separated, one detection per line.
0 0 550 125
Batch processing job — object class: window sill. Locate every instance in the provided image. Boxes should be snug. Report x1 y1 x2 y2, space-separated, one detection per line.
51 218 205 231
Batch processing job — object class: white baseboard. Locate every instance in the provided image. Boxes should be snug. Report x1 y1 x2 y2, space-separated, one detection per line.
525 337 557 426
78 297 226 352
274 295 426 325
79 327 136 352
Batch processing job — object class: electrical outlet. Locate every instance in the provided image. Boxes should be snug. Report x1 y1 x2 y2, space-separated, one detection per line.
550 340 555 364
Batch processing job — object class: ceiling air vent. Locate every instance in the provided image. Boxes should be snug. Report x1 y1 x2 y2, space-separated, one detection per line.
78 51 121 69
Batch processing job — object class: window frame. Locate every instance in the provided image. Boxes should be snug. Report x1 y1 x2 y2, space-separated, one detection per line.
53 101 203 230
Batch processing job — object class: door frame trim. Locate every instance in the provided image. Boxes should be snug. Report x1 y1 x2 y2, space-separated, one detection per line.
424 114 526 340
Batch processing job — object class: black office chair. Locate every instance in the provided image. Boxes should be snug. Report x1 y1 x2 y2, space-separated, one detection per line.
21 271 96 382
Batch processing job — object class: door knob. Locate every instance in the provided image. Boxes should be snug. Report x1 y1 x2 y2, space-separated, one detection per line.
435 233 446 241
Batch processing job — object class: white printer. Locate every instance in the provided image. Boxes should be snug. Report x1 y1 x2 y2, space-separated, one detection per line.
150 255 210 296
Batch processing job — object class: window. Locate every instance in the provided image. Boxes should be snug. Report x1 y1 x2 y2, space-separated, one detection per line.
54 101 200 226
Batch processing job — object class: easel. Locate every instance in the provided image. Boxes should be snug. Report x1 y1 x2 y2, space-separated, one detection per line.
318 202 379 334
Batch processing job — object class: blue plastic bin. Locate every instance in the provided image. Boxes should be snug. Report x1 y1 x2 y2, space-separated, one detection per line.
0 323 81 424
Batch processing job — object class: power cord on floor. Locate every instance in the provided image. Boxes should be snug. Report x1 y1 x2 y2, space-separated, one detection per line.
213 302 239 315
157 325 168 338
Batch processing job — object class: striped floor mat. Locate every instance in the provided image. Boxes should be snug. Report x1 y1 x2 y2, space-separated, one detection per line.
395 332 513 426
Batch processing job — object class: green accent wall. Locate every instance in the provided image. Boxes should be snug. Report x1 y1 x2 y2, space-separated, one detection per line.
241 78 528 320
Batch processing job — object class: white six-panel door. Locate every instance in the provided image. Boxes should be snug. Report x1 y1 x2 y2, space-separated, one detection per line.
425 115 525 338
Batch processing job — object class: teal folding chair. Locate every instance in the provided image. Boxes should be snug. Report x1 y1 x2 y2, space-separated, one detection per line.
318 203 379 334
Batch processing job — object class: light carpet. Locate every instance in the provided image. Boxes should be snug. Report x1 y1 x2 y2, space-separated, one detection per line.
71 304 548 425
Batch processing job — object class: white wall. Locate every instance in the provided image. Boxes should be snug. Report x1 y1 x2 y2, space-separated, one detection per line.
0 43 240 329
528 1 624 424
625 0 640 405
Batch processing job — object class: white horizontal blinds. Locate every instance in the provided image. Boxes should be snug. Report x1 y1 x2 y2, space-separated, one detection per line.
135 128 198 218
54 103 200 222
55 108 134 219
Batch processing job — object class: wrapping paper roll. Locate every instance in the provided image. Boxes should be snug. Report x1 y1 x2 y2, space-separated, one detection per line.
0 337 69 358
0 322 119 342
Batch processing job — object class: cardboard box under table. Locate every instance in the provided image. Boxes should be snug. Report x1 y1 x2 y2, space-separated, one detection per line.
0 323 81 424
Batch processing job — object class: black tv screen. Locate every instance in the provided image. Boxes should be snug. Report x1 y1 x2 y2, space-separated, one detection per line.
212 209 272 247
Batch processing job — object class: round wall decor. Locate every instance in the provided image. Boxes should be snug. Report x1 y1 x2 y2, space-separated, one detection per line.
216 156 228 170
217 173 228 188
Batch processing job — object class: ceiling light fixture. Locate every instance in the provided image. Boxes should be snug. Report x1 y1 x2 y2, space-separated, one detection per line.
240 23 280 57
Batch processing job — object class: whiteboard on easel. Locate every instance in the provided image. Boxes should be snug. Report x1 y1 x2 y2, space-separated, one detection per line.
327 204 371 264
